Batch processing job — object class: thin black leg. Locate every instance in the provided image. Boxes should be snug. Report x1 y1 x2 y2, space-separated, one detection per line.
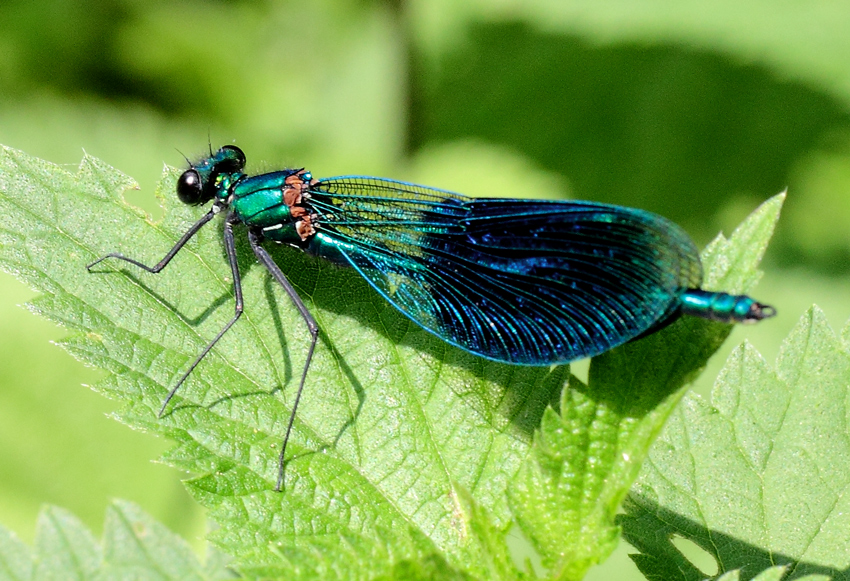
248 229 319 491
86 205 220 273
158 211 245 416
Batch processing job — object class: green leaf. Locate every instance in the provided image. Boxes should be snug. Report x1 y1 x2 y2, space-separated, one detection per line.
620 307 850 580
506 196 782 580
0 147 556 578
0 500 234 580
0 521 32 580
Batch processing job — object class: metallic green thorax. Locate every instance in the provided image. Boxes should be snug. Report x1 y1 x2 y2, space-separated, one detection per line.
224 170 315 246
231 173 295 240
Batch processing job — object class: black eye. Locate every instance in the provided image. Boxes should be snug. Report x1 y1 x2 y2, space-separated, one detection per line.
177 169 204 205
217 145 246 173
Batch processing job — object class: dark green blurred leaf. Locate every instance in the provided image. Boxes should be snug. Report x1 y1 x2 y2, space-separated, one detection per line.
413 0 850 107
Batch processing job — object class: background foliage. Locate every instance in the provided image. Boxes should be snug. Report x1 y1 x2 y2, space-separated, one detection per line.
0 1 849 579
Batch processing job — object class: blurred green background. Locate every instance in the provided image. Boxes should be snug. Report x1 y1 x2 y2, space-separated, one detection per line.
1 0 849 578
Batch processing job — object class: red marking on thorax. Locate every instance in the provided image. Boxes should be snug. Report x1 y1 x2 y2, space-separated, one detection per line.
283 170 318 240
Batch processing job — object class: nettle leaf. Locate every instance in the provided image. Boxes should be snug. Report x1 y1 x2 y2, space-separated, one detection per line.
620 308 850 580
0 146 781 580
505 195 782 581
0 147 560 579
0 500 235 580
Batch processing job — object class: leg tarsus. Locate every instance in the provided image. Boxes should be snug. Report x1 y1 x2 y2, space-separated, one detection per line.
86 205 219 273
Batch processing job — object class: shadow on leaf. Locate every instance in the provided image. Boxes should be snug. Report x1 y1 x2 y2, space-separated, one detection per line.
620 493 847 580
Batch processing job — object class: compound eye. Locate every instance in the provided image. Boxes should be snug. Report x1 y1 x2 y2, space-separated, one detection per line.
219 145 246 172
177 169 204 205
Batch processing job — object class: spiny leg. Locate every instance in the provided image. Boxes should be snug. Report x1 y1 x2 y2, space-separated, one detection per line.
247 229 319 491
159 211 245 415
86 205 221 273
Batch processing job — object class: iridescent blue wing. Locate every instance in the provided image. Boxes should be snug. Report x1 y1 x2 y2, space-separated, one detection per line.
307 177 703 365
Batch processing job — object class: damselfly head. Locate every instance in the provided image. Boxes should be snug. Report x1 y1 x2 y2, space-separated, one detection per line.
177 145 247 206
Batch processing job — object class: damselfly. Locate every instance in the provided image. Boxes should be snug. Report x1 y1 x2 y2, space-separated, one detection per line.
87 145 775 490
